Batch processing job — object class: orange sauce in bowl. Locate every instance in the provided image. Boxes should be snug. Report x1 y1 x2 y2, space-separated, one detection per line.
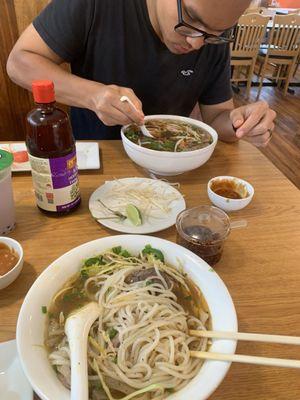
210 179 249 200
0 243 19 276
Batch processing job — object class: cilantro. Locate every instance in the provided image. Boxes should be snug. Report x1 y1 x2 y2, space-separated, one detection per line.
41 306 47 314
112 246 131 258
145 279 154 286
142 245 164 262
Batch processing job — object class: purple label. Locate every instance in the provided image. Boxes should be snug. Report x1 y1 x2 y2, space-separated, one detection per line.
56 196 81 212
50 151 78 189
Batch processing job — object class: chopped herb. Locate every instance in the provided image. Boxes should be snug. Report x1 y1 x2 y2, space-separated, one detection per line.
41 306 47 314
145 279 154 286
125 130 139 143
112 246 131 258
80 270 89 280
48 312 54 318
120 249 131 258
184 295 192 301
142 245 164 262
112 246 122 255
107 327 118 339
84 256 105 267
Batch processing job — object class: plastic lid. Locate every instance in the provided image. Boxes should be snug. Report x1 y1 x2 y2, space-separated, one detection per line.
0 150 13 172
32 80 55 103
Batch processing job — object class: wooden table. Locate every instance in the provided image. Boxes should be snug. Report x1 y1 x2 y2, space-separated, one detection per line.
1 140 300 400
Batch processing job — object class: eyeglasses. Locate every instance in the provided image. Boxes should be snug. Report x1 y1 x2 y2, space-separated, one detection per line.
174 0 234 44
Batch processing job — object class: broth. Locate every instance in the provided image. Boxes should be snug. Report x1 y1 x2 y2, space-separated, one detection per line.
0 242 19 276
125 119 213 152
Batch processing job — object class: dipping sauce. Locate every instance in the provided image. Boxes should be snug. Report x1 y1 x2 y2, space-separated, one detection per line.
177 225 224 266
210 178 249 199
0 242 19 276
176 206 231 267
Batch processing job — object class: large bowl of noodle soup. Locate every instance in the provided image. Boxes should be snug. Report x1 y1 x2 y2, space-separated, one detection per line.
121 115 218 176
17 235 237 400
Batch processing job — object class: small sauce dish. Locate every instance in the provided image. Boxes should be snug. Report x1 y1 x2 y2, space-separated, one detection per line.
207 176 254 212
0 237 24 290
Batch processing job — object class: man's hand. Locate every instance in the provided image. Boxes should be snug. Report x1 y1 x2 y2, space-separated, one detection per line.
230 101 276 147
91 84 144 126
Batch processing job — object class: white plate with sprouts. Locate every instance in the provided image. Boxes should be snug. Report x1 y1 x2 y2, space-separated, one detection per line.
89 177 186 234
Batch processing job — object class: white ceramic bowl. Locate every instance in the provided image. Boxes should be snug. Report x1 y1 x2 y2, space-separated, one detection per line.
0 236 24 290
17 235 237 400
208 176 254 212
121 115 218 176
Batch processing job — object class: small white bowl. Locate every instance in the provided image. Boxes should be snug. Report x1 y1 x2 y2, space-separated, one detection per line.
0 237 24 290
207 176 254 212
121 115 218 176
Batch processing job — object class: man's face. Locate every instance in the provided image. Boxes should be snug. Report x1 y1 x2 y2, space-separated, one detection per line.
154 0 250 54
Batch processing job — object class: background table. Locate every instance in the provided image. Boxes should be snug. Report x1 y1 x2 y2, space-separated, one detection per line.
1 140 300 399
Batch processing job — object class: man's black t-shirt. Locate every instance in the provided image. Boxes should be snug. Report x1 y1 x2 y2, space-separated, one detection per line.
33 0 232 140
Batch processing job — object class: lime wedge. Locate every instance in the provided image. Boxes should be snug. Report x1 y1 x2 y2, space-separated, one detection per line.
126 204 142 226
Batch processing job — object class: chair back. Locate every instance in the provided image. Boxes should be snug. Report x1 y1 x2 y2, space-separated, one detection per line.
244 7 274 16
267 14 300 57
231 14 269 58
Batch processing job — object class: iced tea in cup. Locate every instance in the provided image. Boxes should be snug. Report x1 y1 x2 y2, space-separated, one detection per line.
176 205 231 266
0 150 15 235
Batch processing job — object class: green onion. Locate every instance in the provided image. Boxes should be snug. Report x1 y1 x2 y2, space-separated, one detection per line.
41 306 47 314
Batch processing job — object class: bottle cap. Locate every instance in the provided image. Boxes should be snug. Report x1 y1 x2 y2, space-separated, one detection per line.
32 80 55 103
0 150 13 172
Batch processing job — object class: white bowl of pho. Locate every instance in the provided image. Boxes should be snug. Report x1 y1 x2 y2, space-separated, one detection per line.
17 235 237 400
121 115 218 176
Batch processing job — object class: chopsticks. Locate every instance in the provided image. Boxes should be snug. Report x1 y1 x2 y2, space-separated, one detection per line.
189 330 300 369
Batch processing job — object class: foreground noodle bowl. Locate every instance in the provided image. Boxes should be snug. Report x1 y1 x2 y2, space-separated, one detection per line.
17 235 237 400
46 245 211 400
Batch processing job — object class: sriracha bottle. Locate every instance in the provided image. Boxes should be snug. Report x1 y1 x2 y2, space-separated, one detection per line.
26 80 81 215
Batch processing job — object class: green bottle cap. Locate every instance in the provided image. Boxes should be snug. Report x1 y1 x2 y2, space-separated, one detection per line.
0 150 14 172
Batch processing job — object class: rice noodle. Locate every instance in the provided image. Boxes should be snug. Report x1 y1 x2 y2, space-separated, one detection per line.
46 249 209 400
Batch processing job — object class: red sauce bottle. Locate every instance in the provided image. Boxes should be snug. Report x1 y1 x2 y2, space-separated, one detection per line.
26 80 81 215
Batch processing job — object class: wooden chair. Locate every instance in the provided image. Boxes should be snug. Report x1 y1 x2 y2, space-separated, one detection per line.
231 14 270 97
244 7 275 16
256 14 300 97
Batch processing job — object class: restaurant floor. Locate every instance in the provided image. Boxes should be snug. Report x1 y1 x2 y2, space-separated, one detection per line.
233 71 300 189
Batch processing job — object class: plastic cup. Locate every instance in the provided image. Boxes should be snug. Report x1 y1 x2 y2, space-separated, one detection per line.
176 205 231 266
0 150 15 235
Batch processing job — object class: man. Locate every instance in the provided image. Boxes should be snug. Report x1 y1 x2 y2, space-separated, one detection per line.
7 0 276 146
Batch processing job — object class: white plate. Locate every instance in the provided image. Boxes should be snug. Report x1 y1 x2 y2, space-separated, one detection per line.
0 340 33 400
89 177 186 234
0 142 100 172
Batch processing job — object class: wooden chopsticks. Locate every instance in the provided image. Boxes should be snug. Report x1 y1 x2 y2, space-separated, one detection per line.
189 330 300 369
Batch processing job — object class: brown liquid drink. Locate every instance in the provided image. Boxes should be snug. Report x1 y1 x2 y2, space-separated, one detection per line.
26 80 81 215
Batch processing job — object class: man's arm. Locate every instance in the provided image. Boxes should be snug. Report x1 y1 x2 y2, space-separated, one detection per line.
7 24 144 126
200 99 237 143
200 99 276 147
